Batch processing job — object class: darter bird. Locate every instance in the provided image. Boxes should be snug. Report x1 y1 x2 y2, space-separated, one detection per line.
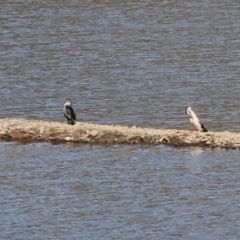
64 98 76 125
185 106 207 132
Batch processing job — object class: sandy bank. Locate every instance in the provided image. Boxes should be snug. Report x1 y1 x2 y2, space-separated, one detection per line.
0 118 239 149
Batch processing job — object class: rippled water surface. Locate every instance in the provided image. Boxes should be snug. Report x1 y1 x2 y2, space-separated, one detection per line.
1 0 240 239
1 0 240 131
1 142 240 240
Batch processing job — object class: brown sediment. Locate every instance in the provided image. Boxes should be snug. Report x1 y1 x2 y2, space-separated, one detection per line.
0 118 240 149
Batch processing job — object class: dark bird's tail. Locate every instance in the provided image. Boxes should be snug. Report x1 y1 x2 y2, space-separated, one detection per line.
201 124 208 132
67 119 75 125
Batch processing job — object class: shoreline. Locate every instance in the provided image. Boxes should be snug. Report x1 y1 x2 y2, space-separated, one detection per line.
0 118 239 149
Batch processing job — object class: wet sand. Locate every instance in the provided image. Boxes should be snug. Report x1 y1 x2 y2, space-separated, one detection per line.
0 118 240 149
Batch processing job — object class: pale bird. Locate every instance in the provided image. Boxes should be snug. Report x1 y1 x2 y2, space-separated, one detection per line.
185 106 207 132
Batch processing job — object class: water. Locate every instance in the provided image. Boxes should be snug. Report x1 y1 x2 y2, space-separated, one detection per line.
1 0 240 239
1 0 240 131
1 142 240 239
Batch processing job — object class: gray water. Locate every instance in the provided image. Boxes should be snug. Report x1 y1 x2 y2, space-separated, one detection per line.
1 0 240 239
1 0 240 131
1 142 240 240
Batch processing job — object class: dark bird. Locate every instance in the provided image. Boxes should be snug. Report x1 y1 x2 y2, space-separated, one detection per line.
64 98 76 125
185 106 208 132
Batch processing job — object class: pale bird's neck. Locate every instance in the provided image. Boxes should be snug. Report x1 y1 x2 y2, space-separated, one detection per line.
64 102 72 107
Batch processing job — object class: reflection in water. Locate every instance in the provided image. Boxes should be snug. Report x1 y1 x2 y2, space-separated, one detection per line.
175 147 204 173
186 147 204 174
188 147 204 157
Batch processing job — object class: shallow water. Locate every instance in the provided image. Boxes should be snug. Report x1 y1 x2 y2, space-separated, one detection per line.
1 0 240 239
1 142 240 240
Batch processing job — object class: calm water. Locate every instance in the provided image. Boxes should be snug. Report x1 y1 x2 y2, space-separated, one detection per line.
1 0 240 239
